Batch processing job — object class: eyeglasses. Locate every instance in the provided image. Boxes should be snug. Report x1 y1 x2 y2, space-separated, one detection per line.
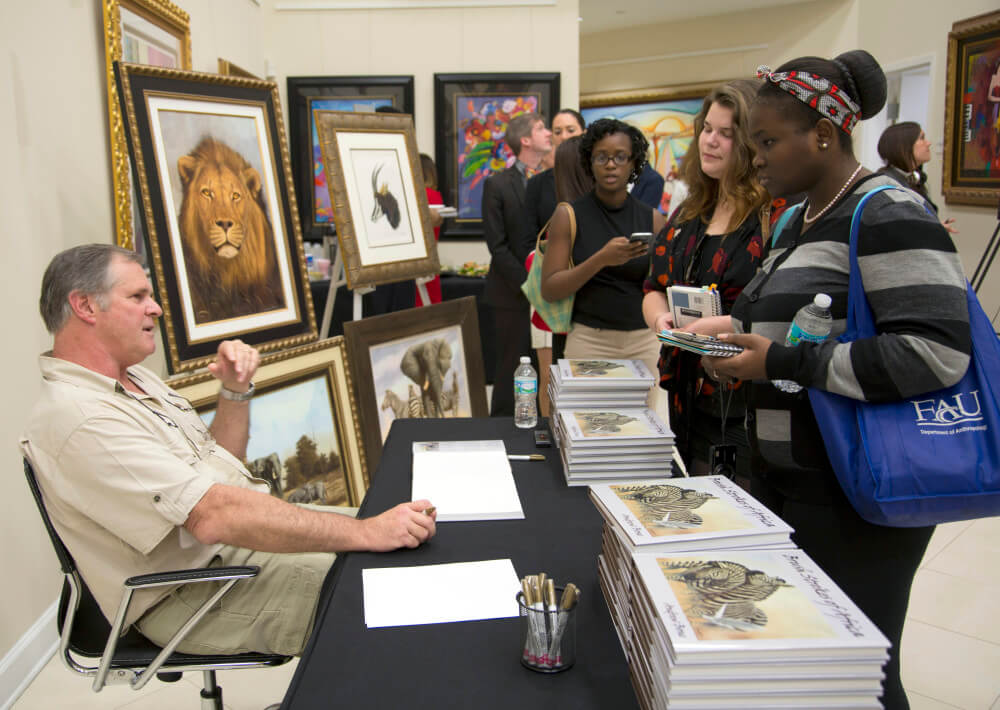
592 152 632 166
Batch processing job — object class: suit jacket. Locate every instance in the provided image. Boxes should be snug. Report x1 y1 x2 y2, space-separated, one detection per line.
482 166 531 309
523 168 558 249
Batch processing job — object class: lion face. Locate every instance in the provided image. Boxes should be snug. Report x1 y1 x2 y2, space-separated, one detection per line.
178 149 261 260
176 137 282 323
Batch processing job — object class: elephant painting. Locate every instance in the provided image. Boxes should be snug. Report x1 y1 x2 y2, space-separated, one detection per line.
400 338 453 418
247 452 283 496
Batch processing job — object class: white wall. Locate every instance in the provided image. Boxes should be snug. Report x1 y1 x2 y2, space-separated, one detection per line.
0 0 578 669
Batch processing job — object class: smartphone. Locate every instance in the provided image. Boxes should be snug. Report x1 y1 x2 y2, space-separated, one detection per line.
533 430 552 447
629 232 653 245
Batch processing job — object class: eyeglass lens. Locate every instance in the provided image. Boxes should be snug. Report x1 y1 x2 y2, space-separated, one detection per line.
593 152 631 166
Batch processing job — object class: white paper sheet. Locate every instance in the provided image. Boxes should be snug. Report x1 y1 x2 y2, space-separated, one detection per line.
362 559 522 628
411 441 524 521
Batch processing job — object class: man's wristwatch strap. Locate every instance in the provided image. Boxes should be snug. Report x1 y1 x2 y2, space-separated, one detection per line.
219 381 255 401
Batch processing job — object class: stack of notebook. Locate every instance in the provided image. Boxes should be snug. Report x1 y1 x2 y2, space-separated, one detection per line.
551 406 674 486
547 358 655 412
590 478 890 710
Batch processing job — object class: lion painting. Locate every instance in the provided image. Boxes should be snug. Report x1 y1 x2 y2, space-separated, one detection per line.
177 137 285 324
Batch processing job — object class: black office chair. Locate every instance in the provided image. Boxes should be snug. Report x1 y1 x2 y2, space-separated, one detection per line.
23 459 291 709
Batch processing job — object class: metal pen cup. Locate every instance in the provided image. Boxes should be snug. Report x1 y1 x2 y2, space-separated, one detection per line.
516 587 576 673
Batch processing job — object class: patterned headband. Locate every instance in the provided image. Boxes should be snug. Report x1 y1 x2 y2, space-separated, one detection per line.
755 65 861 134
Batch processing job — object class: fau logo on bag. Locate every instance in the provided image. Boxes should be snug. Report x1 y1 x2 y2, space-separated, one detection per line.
912 391 985 434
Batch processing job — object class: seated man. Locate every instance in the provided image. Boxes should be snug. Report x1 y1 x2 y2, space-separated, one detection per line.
20 244 436 657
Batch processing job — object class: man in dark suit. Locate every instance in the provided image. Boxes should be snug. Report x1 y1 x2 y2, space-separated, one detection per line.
481 112 552 416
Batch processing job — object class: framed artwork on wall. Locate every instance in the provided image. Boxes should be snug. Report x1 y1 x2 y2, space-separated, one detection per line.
102 0 192 251
315 110 439 289
433 72 559 238
943 10 1000 206
166 337 369 505
115 62 317 373
581 84 714 213
343 297 488 471
287 75 415 242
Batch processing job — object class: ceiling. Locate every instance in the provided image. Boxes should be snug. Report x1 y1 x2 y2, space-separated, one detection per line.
578 0 814 35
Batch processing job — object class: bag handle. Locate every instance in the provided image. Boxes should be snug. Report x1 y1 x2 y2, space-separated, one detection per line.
536 202 576 268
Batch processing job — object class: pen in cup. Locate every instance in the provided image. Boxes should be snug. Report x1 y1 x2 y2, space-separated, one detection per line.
547 582 579 667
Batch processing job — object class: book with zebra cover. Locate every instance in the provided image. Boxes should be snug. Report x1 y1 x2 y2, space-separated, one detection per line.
553 358 655 390
558 407 673 447
633 549 890 663
589 476 793 552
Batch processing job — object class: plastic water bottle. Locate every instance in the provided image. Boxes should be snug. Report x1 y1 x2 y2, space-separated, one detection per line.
773 293 833 394
514 356 538 428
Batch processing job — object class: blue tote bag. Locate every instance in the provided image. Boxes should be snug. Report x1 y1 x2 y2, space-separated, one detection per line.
807 185 1000 526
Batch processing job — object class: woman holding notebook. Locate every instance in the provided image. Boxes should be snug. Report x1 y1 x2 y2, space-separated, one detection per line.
641 80 785 478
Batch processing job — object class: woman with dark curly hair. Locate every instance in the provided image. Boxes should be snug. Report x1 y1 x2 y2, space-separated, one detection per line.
540 118 667 396
641 80 784 478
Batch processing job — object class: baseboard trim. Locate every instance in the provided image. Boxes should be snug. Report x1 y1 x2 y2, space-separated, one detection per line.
0 600 58 710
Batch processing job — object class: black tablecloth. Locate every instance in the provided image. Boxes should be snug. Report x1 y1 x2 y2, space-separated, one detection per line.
281 418 638 709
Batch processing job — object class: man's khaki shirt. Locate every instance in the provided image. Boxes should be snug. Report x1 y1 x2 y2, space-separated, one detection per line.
20 355 269 627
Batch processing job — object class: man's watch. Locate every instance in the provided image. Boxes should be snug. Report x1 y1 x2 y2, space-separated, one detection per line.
219 381 255 401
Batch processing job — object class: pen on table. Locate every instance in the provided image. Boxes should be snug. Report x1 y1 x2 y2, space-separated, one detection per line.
508 454 545 461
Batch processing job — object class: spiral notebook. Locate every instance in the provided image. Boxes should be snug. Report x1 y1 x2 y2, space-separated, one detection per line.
667 285 722 327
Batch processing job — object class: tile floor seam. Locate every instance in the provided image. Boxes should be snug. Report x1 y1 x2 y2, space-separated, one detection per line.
905 689 964 709
914 566 1000 586
904 617 1000 647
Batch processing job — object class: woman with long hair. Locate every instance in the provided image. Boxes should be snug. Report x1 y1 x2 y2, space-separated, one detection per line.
526 135 593 415
876 121 956 232
704 51 970 709
540 119 667 402
641 80 780 477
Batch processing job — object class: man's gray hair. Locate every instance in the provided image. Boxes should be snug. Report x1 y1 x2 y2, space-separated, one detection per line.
504 112 542 156
40 244 142 334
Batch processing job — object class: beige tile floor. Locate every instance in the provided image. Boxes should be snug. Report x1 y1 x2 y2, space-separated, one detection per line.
11 516 1000 709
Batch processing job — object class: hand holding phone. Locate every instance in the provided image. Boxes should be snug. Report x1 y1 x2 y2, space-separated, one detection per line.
628 232 653 245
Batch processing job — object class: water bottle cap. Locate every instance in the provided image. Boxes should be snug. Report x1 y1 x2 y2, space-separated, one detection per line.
520 356 531 364
814 293 832 309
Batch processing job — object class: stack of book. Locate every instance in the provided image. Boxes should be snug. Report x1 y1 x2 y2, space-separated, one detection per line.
590 478 890 709
547 358 655 412
552 407 674 486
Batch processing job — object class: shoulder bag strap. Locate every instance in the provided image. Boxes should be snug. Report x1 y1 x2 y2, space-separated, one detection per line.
770 202 803 248
553 201 576 268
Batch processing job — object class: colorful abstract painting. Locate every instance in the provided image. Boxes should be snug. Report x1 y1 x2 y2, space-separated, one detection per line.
959 41 1000 177
582 99 703 181
453 94 539 219
311 97 393 223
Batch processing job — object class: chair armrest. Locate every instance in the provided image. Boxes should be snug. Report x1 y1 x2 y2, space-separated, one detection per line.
124 566 259 589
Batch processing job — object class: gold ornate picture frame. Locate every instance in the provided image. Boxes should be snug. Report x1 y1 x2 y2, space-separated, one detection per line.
103 0 191 250
315 110 440 288
942 10 1000 206
115 62 317 373
166 337 369 505
218 58 260 80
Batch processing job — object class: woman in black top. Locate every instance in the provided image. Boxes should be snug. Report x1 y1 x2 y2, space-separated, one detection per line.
641 80 776 477
541 119 667 389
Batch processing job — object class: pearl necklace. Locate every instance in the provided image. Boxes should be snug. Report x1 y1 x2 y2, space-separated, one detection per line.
803 163 863 224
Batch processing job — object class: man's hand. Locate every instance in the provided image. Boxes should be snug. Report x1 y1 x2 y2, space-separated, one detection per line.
704 333 773 382
361 500 437 551
208 339 260 393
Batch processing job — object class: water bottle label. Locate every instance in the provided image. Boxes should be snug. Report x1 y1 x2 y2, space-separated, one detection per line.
786 322 827 346
514 377 537 395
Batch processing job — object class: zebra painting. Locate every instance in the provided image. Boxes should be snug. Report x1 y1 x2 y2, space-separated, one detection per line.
380 389 408 420
662 559 791 631
617 483 715 528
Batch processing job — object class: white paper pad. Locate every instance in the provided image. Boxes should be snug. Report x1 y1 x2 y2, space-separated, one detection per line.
362 559 522 628
412 441 524 521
